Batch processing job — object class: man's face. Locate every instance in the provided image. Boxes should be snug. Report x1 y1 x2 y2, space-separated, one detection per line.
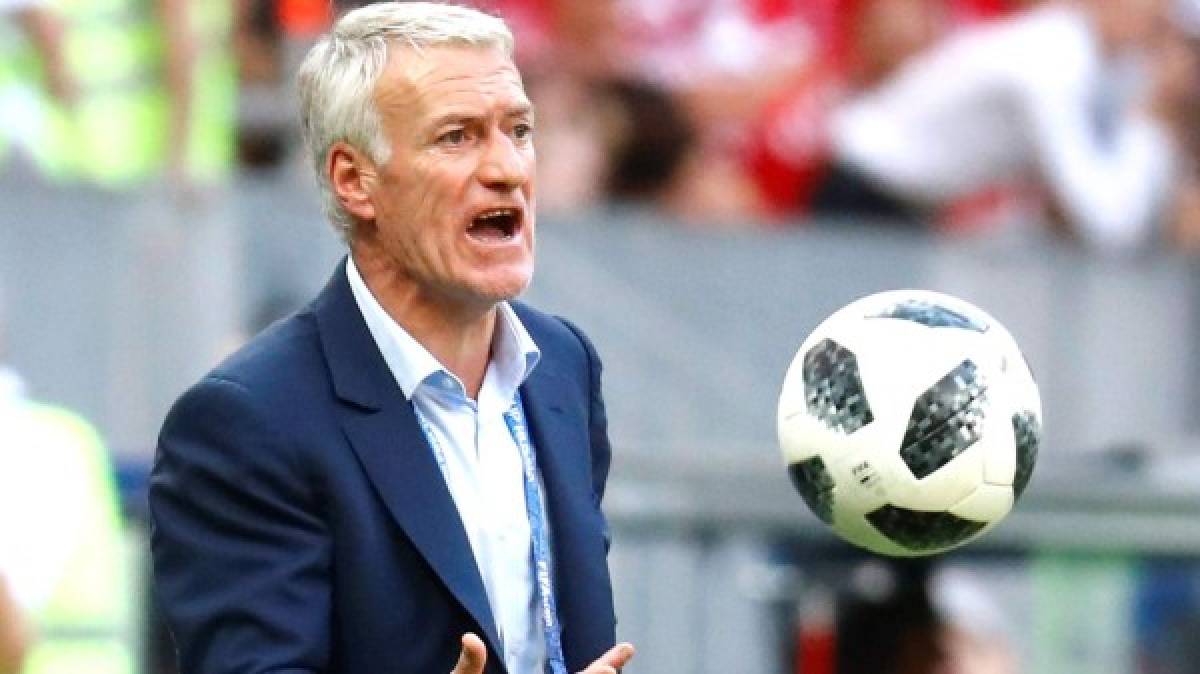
358 45 536 309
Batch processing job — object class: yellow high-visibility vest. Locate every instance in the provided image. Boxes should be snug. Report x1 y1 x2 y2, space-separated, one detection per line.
0 0 235 185
14 404 134 674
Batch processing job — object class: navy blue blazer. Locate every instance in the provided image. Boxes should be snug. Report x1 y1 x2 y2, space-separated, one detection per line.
149 260 617 674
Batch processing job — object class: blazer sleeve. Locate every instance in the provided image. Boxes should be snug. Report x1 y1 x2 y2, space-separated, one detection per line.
149 376 331 674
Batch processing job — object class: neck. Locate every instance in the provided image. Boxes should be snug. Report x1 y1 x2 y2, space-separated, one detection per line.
352 248 496 399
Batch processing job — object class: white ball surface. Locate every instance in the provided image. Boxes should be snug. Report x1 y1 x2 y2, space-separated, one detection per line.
777 289 1041 557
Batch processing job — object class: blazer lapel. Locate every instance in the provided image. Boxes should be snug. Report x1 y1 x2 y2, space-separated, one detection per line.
310 260 502 657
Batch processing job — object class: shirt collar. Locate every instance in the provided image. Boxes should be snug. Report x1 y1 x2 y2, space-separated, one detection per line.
490 300 542 401
346 257 540 401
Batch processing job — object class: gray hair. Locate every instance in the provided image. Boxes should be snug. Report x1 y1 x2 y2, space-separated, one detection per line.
296 2 515 240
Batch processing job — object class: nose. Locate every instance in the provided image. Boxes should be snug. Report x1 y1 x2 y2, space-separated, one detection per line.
476 131 530 191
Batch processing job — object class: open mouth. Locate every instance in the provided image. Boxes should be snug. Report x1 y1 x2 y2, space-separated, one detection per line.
467 208 522 243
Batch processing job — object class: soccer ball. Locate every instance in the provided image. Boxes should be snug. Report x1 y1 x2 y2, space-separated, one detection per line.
777 290 1041 557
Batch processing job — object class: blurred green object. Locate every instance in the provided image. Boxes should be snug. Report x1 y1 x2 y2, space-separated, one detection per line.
7 402 134 674
1030 553 1135 674
0 0 235 186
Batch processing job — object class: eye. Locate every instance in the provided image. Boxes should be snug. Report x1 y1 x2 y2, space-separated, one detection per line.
513 123 534 141
438 128 467 145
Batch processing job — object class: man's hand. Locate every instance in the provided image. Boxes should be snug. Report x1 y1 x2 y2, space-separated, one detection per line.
450 634 488 674
579 641 635 674
450 633 636 674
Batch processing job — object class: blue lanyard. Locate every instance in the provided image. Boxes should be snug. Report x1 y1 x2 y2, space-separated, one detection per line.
414 391 568 674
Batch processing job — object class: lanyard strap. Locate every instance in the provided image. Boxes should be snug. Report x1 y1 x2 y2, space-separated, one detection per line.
414 392 568 674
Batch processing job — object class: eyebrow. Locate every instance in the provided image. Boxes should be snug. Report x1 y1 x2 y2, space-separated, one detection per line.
507 102 535 121
428 104 536 129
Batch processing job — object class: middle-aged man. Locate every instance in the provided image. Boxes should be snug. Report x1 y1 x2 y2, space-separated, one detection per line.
149 3 634 673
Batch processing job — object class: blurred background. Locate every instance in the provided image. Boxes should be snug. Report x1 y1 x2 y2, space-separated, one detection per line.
4 0 1200 672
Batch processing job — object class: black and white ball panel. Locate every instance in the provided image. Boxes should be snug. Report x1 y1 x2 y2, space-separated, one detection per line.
868 298 990 333
865 504 987 553
802 338 875 435
900 360 987 480
1011 411 1040 499
787 457 835 525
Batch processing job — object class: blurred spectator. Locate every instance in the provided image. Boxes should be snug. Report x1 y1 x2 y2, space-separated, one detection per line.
0 0 235 190
0 336 134 673
1158 3 1200 253
616 0 811 224
611 0 1022 224
929 567 1019 674
0 576 28 674
0 0 73 176
835 560 1020 674
836 559 946 674
811 0 1195 251
232 0 288 168
0 0 71 102
746 0 970 218
233 0 335 171
600 80 697 208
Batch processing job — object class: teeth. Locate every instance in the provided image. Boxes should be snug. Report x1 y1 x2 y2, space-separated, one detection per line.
478 208 516 220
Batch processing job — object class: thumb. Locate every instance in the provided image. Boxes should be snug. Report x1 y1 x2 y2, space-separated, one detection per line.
580 642 636 673
452 633 488 674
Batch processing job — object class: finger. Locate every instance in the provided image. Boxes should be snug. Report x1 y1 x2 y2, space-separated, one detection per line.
451 633 487 674
579 642 635 673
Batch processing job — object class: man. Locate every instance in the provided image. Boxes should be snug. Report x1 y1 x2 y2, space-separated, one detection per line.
149 3 634 673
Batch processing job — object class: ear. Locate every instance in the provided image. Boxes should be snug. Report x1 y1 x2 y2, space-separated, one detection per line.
329 142 378 222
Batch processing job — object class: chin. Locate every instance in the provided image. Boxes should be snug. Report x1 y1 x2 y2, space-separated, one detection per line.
466 269 533 304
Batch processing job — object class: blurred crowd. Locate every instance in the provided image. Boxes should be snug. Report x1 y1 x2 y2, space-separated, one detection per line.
244 0 1200 252
4 0 1200 253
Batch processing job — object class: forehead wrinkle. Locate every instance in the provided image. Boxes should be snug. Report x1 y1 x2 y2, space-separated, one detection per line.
382 46 521 97
414 70 526 110
374 48 529 141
